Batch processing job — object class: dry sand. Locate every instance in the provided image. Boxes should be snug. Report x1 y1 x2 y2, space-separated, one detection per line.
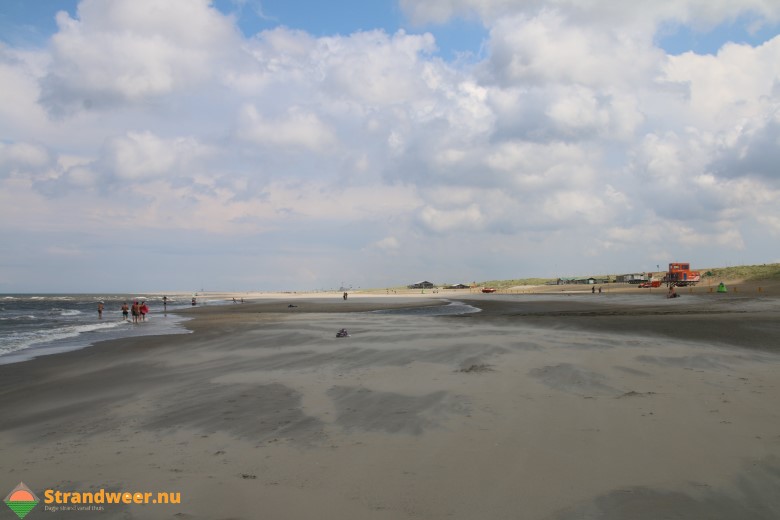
1 292 779 519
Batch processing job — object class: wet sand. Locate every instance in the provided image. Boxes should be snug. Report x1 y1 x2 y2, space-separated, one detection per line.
1 293 779 519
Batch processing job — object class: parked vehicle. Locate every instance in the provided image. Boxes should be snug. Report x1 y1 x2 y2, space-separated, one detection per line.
663 262 701 286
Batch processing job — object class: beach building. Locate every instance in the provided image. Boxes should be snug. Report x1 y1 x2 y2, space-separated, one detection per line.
408 281 435 289
616 273 648 284
557 276 609 285
444 283 470 289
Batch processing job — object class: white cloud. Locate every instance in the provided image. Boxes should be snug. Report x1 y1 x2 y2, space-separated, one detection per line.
757 215 780 236
662 37 780 126
482 11 664 90
485 141 597 190
372 236 401 251
400 0 780 30
2 0 780 291
0 47 50 138
418 204 485 233
318 30 438 105
40 0 240 114
63 165 99 187
237 105 337 151
0 142 52 174
542 191 610 225
102 131 207 181
709 108 780 182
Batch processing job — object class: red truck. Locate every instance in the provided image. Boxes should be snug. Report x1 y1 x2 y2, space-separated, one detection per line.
663 262 701 286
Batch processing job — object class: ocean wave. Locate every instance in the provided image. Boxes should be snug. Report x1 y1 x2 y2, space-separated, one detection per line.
60 309 83 316
0 320 128 356
0 314 37 321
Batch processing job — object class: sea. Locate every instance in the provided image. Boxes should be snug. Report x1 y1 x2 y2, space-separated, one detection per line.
0 294 209 365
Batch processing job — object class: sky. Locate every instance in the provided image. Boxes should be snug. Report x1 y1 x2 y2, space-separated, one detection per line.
1 0 780 293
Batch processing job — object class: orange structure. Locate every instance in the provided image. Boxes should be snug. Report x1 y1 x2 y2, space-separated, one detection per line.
663 262 701 286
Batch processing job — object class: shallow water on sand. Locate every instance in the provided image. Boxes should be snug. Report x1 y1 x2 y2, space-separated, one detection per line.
0 294 195 364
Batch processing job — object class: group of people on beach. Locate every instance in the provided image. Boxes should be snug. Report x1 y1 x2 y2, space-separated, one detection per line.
119 301 149 323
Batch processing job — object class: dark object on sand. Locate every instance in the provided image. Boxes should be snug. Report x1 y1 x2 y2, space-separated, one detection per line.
458 364 494 373
336 328 350 338
288 304 298 308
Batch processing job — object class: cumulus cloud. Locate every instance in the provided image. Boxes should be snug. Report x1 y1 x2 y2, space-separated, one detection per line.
661 37 780 128
40 0 240 114
237 105 337 151
0 46 50 138
758 215 780 236
2 0 780 290
399 0 780 30
102 131 208 182
481 11 663 90
319 30 438 104
0 142 52 176
709 107 780 183
418 204 485 233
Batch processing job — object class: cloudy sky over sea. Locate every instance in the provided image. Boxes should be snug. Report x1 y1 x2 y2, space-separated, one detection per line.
2 0 779 292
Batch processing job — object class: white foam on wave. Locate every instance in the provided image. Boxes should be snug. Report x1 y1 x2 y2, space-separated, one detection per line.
0 314 37 321
60 309 82 316
0 320 126 356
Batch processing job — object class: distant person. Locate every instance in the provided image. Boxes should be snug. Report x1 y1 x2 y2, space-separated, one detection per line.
140 301 149 321
667 285 679 298
163 295 168 310
240 298 244 303
131 301 140 324
121 302 129 321
192 297 197 306
592 286 595 294
97 301 104 319
598 286 602 294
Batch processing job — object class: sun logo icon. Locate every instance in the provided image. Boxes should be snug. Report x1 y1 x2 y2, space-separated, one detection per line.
4 482 40 519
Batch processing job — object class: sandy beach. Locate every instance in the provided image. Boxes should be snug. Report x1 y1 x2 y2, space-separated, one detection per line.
1 292 779 519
